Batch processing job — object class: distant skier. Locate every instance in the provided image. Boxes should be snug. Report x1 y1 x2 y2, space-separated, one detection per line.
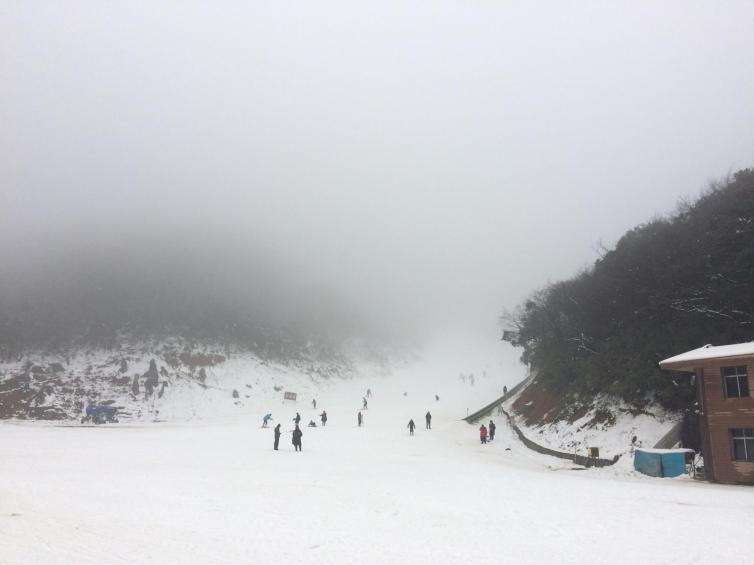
362 397 368 409
425 411 432 430
435 394 440 401
273 423 281 450
488 420 496 441
292 424 303 452
312 398 317 409
262 413 273 428
320 411 328 426
293 412 301 425
479 424 488 444
366 388 372 398
308 420 317 427
407 419 416 435
358 411 363 427
503 385 508 396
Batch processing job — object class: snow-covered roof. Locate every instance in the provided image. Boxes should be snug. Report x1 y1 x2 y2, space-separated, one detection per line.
660 342 754 371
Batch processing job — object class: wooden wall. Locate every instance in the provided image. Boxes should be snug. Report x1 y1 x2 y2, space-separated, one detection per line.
699 357 754 484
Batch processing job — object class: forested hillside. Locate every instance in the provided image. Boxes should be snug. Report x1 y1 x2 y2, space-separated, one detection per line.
503 168 754 414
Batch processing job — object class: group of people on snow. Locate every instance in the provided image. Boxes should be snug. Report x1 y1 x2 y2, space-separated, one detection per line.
267 388 503 452
407 411 432 435
479 419 496 444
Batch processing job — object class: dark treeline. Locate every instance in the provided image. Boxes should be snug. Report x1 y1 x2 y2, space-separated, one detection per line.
0 229 374 362
503 168 754 411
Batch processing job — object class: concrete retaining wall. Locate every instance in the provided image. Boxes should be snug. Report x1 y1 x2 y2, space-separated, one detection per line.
464 374 620 468
653 420 683 449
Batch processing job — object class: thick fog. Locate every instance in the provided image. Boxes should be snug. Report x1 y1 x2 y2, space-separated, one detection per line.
2 2 754 345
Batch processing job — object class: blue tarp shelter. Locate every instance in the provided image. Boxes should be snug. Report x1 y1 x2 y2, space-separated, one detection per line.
634 448 693 478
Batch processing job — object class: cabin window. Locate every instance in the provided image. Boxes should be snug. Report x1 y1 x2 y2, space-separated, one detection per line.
723 366 749 398
730 428 754 461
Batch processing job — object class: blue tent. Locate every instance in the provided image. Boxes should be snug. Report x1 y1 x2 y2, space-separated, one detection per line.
634 448 693 478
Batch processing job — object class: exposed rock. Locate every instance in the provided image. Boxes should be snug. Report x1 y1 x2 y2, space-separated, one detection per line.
111 375 130 386
179 352 225 369
119 359 128 373
232 389 239 398
143 359 159 393
49 363 65 374
144 378 154 398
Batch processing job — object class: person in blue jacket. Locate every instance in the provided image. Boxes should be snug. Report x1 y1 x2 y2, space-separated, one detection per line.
262 413 273 427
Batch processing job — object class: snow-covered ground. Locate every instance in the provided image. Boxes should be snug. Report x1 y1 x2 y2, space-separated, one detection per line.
503 388 680 466
2 337 752 564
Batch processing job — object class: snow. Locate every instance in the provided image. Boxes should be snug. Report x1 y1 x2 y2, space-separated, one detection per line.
503 391 680 464
2 338 753 564
660 341 754 369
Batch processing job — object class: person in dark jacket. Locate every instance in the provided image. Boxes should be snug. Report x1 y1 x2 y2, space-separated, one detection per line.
312 398 317 409
273 423 281 450
488 420 496 441
292 424 303 451
293 412 301 425
362 397 368 409
357 411 363 427
480 424 488 444
320 411 327 426
425 411 432 429
407 419 416 435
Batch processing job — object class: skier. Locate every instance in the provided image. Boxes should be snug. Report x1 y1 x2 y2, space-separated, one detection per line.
262 413 273 428
357 411 363 427
503 385 508 395
292 424 303 452
479 424 488 444
362 397 368 410
312 398 317 409
366 388 372 398
407 419 416 435
425 411 432 430
320 411 328 426
435 394 440 401
488 420 496 441
273 423 281 450
293 412 301 425
308 420 317 427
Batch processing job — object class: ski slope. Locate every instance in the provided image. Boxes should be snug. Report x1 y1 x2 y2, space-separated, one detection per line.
2 341 753 564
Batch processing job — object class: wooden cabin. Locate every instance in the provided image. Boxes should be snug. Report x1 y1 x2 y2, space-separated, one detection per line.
660 343 754 484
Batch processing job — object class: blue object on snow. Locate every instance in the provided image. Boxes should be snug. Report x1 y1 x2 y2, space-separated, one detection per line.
85 405 118 417
634 448 691 478
263 414 273 422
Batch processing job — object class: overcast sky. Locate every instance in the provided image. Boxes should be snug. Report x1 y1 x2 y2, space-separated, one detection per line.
2 1 753 340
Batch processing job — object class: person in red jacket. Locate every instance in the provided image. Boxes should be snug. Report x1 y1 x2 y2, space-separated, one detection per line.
479 424 488 444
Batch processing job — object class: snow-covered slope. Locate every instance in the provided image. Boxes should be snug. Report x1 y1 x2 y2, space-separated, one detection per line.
0 339 370 422
503 383 681 464
1 340 750 565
